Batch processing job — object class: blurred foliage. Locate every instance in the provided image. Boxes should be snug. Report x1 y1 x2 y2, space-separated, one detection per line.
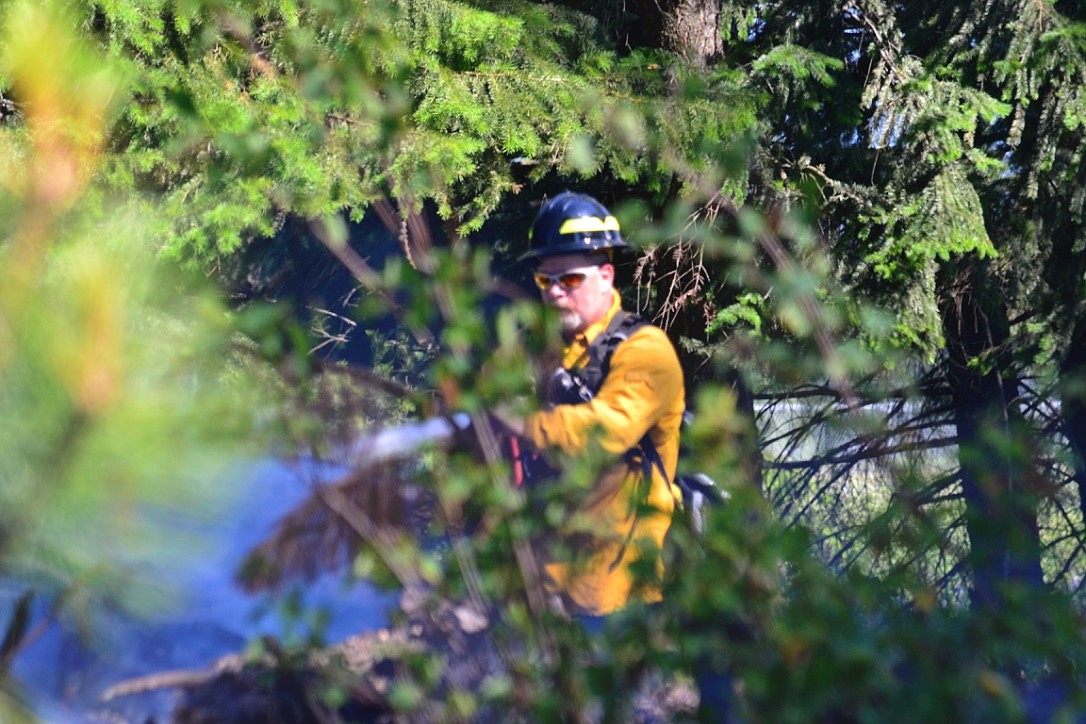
0 0 272 715
2 0 1086 721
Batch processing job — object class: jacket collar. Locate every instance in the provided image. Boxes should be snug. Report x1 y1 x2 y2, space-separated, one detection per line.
562 290 622 369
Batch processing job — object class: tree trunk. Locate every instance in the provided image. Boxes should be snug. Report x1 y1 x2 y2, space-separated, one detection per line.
939 259 1044 608
645 0 724 68
1033 86 1086 530
1059 319 1086 529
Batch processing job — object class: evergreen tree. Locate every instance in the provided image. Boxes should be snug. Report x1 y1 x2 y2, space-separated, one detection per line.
737 0 1086 604
6 0 1086 718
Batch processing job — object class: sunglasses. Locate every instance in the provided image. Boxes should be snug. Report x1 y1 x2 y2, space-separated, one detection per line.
533 265 600 291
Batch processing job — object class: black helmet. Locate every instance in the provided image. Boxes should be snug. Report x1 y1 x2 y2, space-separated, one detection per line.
524 191 628 260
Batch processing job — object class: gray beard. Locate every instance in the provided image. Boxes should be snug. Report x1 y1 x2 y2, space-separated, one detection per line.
557 309 584 334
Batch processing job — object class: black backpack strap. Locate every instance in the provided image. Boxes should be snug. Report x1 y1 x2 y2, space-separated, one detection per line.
581 312 670 487
549 310 647 405
574 310 648 395
553 312 727 529
626 432 671 484
550 310 674 489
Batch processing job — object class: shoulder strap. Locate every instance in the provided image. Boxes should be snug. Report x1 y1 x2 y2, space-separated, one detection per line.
586 312 675 489
574 310 649 396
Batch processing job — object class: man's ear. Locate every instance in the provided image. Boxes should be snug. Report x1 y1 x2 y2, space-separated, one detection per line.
598 263 615 284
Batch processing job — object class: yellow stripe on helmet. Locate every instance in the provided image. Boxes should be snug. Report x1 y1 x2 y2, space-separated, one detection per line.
558 215 621 235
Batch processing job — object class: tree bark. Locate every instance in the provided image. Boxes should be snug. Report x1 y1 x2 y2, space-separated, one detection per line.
1059 317 1086 530
938 259 1044 608
645 0 724 68
1034 98 1086 530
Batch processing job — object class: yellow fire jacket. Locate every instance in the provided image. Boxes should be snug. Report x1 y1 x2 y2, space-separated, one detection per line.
523 291 685 615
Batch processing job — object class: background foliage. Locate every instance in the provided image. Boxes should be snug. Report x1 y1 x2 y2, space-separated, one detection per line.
3 0 1086 720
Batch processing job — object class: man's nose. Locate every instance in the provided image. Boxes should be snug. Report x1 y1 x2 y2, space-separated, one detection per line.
541 280 565 297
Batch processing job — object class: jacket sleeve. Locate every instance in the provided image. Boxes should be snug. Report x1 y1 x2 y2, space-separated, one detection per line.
523 326 682 455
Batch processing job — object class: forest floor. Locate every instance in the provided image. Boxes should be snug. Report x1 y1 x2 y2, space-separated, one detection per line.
93 599 700 723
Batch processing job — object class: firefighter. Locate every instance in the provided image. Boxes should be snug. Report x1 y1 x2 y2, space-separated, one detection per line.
500 191 686 618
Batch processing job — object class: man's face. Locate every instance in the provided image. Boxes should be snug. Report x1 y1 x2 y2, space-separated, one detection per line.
534 252 614 335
